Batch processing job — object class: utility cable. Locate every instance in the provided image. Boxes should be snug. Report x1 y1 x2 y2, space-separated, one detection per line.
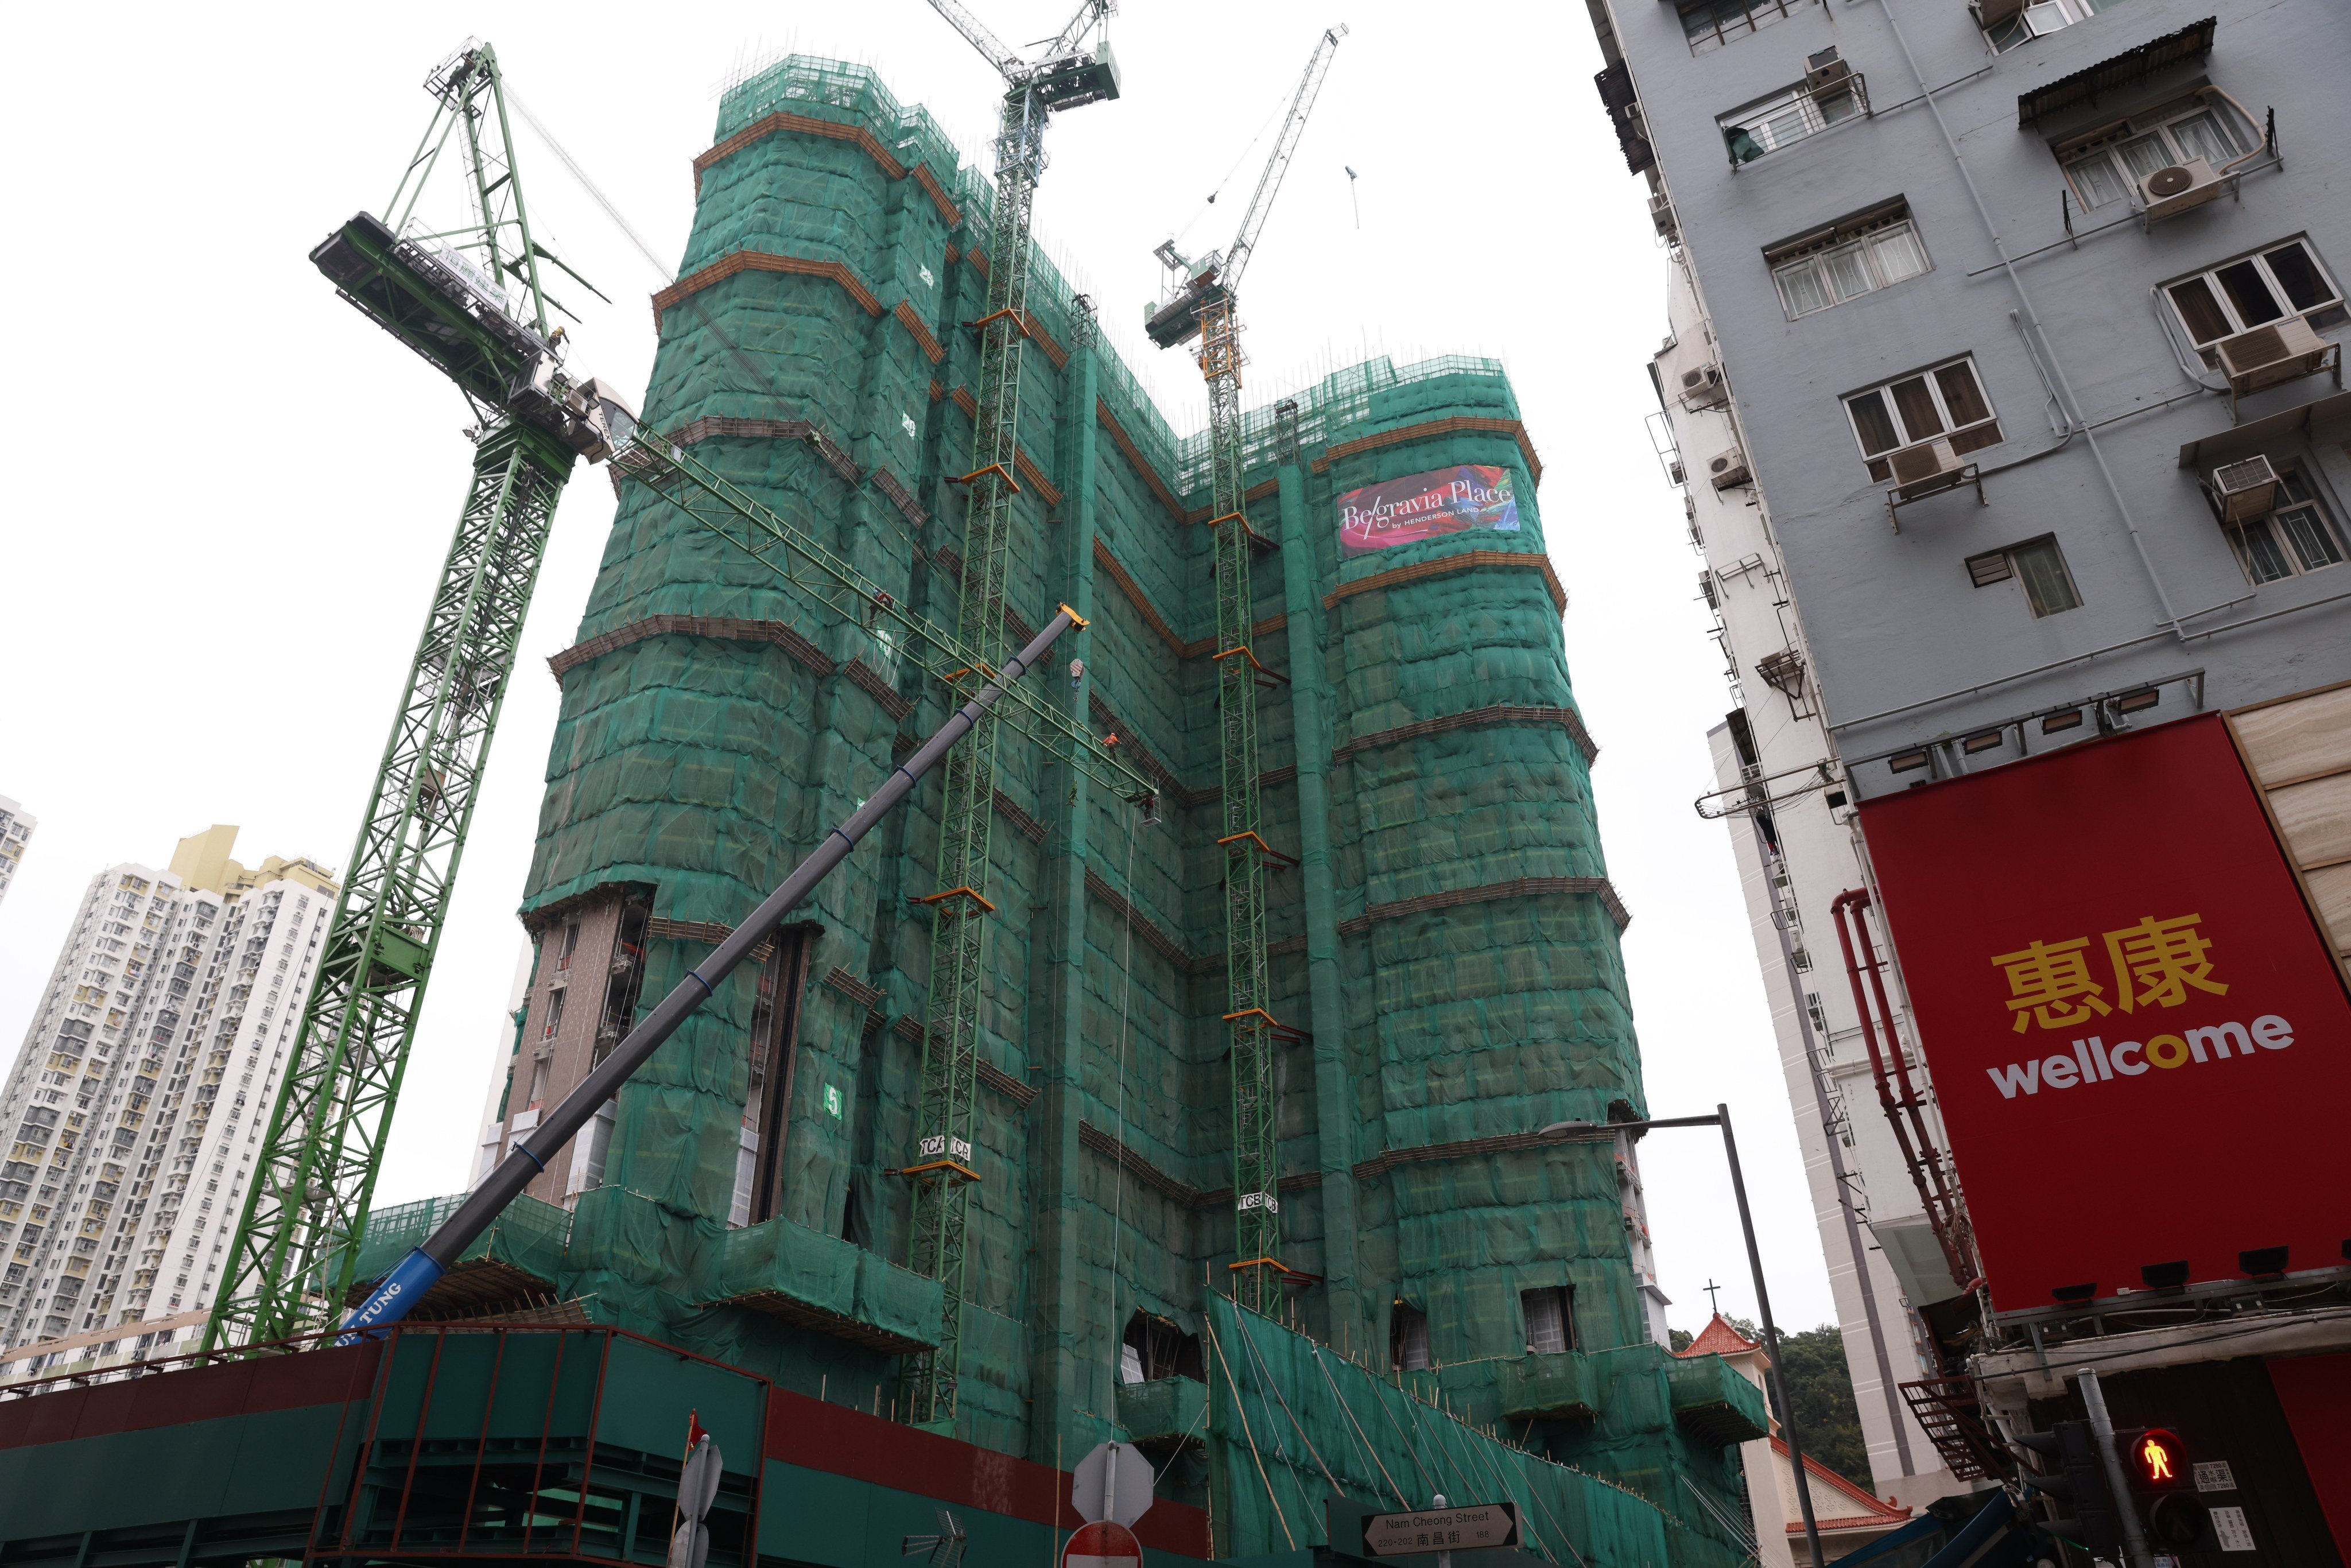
1206 1316 1295 1548
1233 1306 1348 1500
1365 1366 1440 1499
1150 1395 1212 1488
1105 810 1139 1412
1311 1346 1409 1507
1170 90 1295 253
510 91 922 548
1876 0 2185 637
1227 1318 1310 1522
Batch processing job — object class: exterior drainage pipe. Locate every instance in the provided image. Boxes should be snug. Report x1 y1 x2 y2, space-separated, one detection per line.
339 607 1085 1342
1876 0 2189 638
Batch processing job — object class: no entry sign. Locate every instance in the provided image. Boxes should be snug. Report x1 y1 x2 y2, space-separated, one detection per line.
1064 1520 1143 1568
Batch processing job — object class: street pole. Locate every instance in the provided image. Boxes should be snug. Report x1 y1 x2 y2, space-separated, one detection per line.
2080 1368 2155 1568
1539 1107 1828 1566
1718 1102 1826 1568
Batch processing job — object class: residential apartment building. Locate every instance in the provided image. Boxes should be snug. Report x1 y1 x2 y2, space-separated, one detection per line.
1589 0 2351 1547
0 797 33 909
0 826 335 1359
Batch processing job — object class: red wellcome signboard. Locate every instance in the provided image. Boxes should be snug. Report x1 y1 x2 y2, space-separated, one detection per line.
1336 465 1519 555
1857 713 2349 1313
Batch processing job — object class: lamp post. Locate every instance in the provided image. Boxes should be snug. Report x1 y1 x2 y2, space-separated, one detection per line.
1541 1103 1825 1567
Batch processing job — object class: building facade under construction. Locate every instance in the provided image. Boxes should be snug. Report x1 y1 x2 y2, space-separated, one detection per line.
1 57 1771 1568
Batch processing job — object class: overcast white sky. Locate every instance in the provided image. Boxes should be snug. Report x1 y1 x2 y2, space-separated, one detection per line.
0 1 1836 1330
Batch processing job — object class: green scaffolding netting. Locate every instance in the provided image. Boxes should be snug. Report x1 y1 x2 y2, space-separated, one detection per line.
359 51 1777 1558
1200 1297 1751 1568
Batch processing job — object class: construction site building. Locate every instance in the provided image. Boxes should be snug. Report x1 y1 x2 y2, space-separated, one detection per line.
450 52 1759 1557
3 57 1767 1568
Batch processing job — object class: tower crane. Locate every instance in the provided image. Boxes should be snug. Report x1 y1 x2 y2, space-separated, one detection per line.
206 42 636 1352
1145 25 1344 1314
905 0 1120 1431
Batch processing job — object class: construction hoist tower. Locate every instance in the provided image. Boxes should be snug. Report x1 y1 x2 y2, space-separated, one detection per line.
907 0 1122 1429
207 41 634 1351
1146 26 1344 1313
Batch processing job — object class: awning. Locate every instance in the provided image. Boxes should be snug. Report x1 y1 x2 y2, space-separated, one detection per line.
1760 196 1910 263
2176 389 2351 469
2016 17 2216 126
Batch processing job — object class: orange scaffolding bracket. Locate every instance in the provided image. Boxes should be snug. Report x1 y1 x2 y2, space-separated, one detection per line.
899 1158 981 1185
1222 1006 1284 1028
1228 1255 1286 1273
919 886 998 914
1216 830 1298 868
1214 645 1289 685
968 306 1034 339
948 463 1020 492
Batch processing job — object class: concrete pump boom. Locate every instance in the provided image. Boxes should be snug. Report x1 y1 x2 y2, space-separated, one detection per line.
341 609 1085 1340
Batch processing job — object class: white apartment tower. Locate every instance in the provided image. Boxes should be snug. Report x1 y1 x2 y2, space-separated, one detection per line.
1647 254 1961 1508
0 826 336 1353
0 797 33 909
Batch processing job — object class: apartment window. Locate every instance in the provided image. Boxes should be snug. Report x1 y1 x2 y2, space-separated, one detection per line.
2163 239 2345 355
2225 468 2345 584
539 987 565 1042
1985 0 2128 54
1844 358 2001 480
1964 537 2082 616
1767 206 1930 320
1679 0 1803 54
1722 76 1864 164
2059 98 2245 208
1522 1286 1576 1354
1391 1303 1431 1372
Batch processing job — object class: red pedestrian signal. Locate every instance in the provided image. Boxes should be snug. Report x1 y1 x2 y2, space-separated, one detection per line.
2131 1428 2188 1491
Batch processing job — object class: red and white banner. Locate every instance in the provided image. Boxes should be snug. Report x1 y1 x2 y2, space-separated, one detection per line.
1857 713 2350 1312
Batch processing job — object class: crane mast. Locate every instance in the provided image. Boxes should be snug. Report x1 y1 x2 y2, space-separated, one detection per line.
906 0 1120 1431
1148 26 1343 1314
207 42 627 1350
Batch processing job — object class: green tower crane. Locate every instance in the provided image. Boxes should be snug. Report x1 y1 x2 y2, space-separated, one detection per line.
205 41 631 1350
1145 25 1344 1313
903 0 1122 1430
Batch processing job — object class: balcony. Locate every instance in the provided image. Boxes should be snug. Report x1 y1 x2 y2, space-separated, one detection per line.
1117 1374 1208 1453
705 1216 941 1354
341 1190 573 1318
1497 1350 1600 1421
1667 1352 1772 1446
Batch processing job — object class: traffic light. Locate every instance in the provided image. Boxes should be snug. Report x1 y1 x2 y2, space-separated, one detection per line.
2015 1420 2120 1558
2118 1427 2206 1550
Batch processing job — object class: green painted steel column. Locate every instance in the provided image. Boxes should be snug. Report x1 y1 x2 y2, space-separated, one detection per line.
1275 458 1361 1341
1030 306 1101 1464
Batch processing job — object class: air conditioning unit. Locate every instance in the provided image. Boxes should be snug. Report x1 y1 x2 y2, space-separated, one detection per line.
2137 159 2224 223
2216 316 2332 397
1668 459 1687 487
1975 0 2027 27
1756 647 1807 696
1887 438 1965 499
1648 189 1679 242
1805 46 1850 91
1680 363 1729 410
1708 445 1751 490
2210 454 2282 522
